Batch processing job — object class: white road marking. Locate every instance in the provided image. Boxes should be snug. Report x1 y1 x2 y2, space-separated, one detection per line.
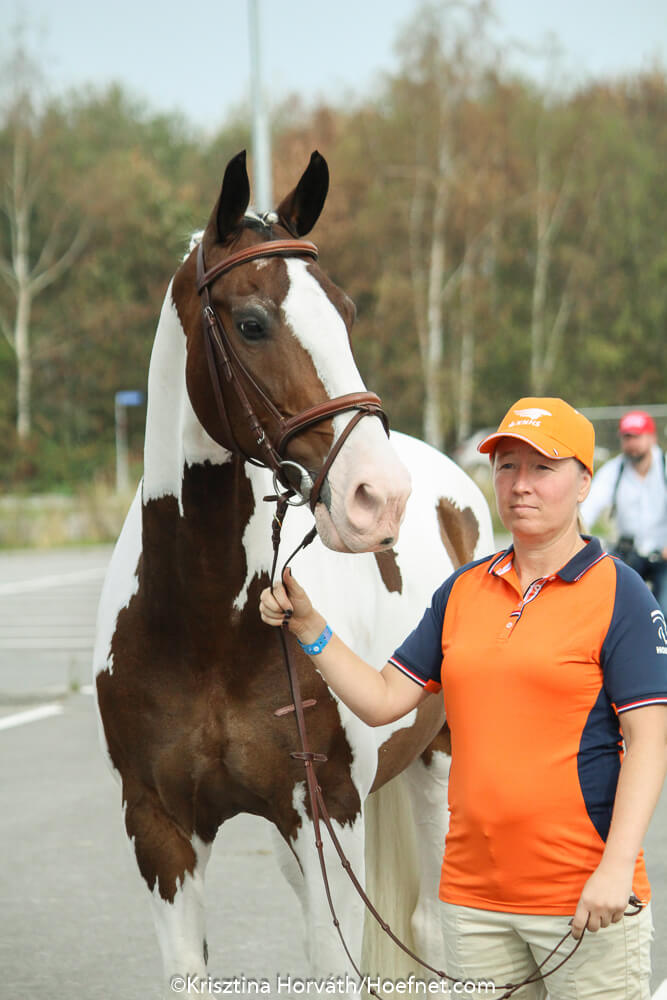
0 704 64 731
0 636 96 649
0 566 106 596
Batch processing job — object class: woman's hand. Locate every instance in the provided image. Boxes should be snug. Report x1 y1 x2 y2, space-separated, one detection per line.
260 569 427 727
259 569 325 643
570 861 635 939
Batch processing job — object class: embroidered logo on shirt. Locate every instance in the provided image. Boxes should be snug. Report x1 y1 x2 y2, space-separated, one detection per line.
651 609 667 653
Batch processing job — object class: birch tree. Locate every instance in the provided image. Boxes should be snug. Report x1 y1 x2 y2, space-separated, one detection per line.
525 99 603 395
388 0 504 449
0 48 90 439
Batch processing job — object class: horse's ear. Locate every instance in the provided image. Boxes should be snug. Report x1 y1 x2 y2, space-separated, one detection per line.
208 150 251 243
276 151 329 237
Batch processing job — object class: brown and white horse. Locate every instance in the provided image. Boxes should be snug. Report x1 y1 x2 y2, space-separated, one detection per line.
93 151 493 997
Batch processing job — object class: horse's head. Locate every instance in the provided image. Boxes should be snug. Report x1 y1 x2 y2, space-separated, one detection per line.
172 151 411 553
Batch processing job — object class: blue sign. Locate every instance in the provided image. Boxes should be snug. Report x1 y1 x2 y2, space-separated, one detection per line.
115 390 145 407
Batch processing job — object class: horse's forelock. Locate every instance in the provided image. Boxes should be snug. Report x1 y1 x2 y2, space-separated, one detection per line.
244 207 279 229
186 209 280 261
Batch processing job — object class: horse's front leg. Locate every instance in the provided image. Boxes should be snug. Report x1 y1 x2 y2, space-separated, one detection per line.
124 784 212 998
275 781 368 999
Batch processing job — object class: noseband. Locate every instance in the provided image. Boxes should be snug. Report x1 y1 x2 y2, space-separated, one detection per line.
196 239 388 509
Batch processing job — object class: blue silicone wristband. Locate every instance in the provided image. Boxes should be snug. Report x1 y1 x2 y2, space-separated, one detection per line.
297 624 332 656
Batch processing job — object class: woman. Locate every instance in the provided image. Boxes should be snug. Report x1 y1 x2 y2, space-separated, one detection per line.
260 397 667 1000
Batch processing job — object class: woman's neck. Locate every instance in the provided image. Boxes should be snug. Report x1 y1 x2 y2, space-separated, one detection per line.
512 528 586 592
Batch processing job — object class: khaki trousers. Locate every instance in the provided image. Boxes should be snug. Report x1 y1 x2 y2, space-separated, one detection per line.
440 901 653 999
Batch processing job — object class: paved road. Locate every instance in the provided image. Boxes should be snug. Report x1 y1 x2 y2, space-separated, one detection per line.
1 546 666 997
0 545 110 699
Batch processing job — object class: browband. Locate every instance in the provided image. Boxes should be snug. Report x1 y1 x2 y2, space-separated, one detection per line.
197 240 319 291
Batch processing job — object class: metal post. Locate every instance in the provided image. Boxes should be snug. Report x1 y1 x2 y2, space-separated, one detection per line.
248 0 273 212
114 391 144 493
115 397 129 494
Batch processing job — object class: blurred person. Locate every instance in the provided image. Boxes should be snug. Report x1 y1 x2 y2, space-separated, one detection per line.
260 397 667 1000
580 410 667 613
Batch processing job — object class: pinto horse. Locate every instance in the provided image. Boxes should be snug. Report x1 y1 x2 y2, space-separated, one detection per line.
94 151 493 997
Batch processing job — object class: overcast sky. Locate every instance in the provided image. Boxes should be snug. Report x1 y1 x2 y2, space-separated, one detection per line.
5 0 666 131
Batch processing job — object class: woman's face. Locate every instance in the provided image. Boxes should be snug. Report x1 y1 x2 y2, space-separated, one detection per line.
493 439 591 543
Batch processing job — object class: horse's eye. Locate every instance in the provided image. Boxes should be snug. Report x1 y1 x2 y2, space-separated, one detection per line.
237 318 266 342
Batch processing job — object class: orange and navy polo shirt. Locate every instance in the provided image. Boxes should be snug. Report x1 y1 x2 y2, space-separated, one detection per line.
389 537 667 915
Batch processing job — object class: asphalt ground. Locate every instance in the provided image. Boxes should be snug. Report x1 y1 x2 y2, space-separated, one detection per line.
1 546 665 997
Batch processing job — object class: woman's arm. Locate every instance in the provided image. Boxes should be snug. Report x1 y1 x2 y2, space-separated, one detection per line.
259 569 428 727
571 704 667 937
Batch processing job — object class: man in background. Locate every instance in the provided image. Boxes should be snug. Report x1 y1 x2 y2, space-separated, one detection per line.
581 410 667 612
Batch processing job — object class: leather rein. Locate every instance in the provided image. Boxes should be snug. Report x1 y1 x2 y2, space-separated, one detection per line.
196 235 641 998
196 238 388 510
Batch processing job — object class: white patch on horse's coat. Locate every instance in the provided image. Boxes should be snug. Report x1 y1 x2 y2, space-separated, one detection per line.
93 482 142 681
142 283 188 512
149 835 212 988
142 282 231 515
92 484 143 773
283 260 365 399
232 466 277 611
281 260 412 553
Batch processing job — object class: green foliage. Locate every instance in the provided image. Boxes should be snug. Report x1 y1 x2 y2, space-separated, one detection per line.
0 9 666 491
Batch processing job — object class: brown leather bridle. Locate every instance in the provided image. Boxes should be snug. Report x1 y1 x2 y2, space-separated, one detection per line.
196 238 388 509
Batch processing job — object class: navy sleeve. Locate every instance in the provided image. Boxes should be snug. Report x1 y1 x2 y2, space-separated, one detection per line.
600 560 667 712
387 562 475 688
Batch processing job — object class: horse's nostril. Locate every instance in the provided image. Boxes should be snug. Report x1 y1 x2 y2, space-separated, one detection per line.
381 537 394 547
355 483 379 513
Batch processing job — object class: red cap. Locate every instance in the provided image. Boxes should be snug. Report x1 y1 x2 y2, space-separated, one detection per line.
619 411 655 436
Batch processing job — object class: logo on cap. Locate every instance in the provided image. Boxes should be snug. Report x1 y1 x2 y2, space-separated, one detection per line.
620 412 654 434
514 408 552 420
508 407 553 429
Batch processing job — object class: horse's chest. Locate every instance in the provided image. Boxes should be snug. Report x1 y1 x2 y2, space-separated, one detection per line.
100 602 363 838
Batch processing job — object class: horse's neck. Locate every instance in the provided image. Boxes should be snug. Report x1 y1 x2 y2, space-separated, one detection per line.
140 283 277 609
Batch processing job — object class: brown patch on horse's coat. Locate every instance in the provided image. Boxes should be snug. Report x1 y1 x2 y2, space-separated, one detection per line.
373 549 403 594
97 462 362 903
420 722 452 764
370 695 445 793
436 498 479 571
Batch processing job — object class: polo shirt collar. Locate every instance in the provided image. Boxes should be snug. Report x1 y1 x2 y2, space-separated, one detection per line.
488 536 605 584
558 536 605 581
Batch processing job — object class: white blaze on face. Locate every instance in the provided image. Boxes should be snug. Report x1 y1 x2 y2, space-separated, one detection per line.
282 261 411 553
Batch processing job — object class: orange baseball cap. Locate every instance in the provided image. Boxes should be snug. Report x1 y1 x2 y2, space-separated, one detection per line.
478 397 595 474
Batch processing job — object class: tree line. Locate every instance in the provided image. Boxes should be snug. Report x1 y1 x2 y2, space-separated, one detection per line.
1 1 665 490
